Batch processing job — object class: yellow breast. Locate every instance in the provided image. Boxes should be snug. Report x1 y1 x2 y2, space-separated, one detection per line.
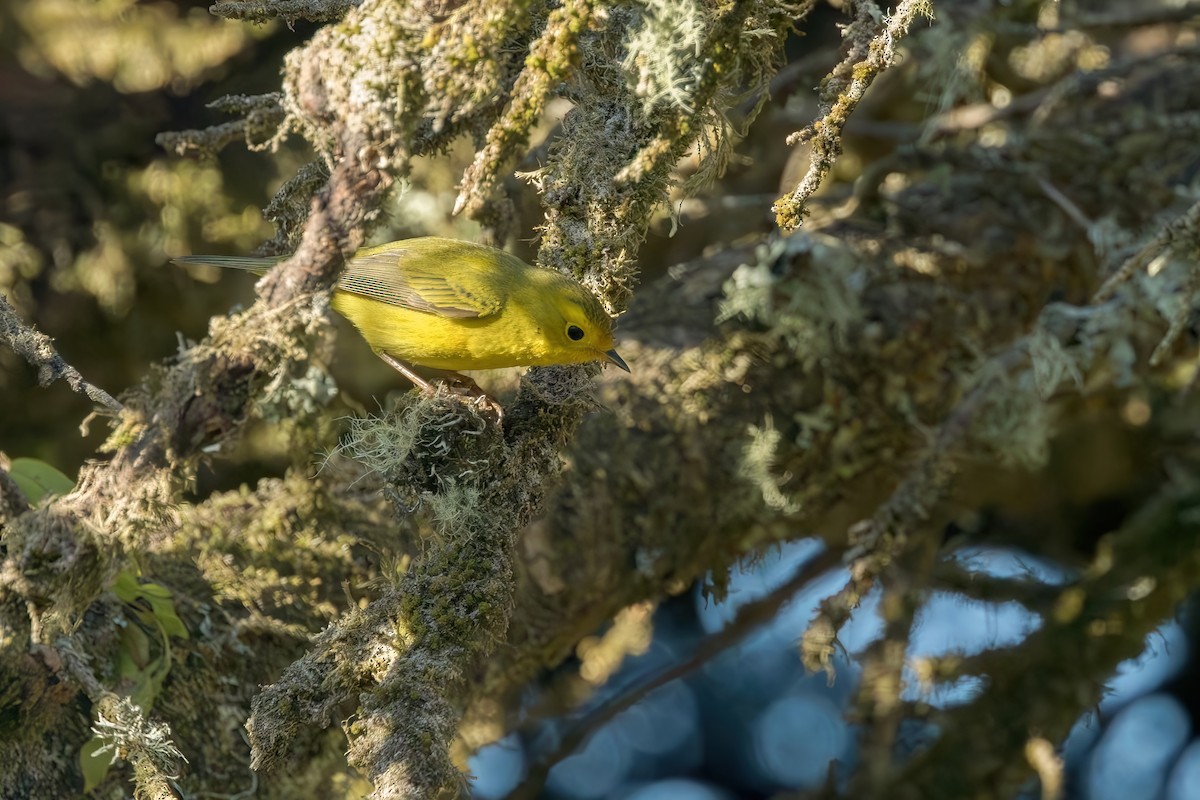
331 291 557 371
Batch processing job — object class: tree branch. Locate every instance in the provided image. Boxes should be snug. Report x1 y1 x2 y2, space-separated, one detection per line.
0 295 122 414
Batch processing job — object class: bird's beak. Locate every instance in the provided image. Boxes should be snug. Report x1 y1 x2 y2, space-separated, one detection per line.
604 349 631 373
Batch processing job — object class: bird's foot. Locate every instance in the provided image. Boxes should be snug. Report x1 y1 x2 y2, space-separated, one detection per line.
377 353 504 421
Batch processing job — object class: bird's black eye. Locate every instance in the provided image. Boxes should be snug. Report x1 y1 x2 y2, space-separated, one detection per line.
567 324 585 341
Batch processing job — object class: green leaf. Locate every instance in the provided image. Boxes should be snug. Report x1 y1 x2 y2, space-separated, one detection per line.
9 457 74 504
111 569 142 604
146 597 189 640
136 582 174 600
115 577 190 641
118 625 152 674
79 736 113 793
130 656 168 712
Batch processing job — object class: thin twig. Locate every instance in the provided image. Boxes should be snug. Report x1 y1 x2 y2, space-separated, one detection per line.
1035 177 1093 233
850 534 938 794
0 294 123 413
773 0 933 230
1093 198 1200 302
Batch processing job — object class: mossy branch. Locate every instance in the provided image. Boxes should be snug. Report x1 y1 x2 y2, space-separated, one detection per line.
454 0 596 226
261 160 332 255
772 0 933 230
156 93 287 159
88 697 186 800
613 0 772 188
1094 197 1200 302
210 0 359 24
524 3 798 313
0 294 123 414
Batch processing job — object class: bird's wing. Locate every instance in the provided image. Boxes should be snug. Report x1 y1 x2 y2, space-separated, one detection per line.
338 246 504 319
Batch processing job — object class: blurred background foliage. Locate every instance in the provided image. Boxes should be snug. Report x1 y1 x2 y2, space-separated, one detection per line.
4 0 1200 798
1 0 281 463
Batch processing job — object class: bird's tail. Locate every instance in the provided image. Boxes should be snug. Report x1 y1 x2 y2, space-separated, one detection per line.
172 255 284 275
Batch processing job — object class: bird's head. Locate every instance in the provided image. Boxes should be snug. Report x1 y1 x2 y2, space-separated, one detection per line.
542 278 630 372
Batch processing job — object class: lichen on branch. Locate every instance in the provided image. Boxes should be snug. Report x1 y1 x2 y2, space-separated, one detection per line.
210 0 359 24
772 0 933 230
0 294 122 415
156 93 287 159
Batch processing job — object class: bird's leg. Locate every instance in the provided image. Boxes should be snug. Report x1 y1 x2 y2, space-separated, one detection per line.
378 352 438 393
377 353 504 420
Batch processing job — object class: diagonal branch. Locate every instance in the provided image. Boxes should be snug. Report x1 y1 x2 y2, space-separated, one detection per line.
0 294 122 414
773 0 933 230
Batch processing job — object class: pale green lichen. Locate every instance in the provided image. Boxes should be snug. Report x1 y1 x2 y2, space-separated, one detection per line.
740 416 801 513
774 0 933 230
338 395 494 494
339 405 421 477
257 362 339 423
718 234 863 355
423 484 484 535
1026 324 1084 400
86 695 185 800
621 0 715 117
970 371 1054 470
455 0 592 229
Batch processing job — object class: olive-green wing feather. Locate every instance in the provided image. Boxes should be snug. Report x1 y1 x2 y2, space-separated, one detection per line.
175 238 511 319
338 245 505 319
171 255 282 274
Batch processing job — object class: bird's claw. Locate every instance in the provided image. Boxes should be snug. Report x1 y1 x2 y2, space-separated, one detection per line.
377 353 504 421
465 392 505 422
434 380 503 422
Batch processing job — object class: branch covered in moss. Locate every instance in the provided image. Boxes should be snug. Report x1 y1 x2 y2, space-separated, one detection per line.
261 160 331 255
612 0 795 188
773 0 933 230
454 0 596 228
1094 196 1200 302
156 94 287 158
88 696 186 800
526 0 805 312
0 294 122 414
210 0 359 24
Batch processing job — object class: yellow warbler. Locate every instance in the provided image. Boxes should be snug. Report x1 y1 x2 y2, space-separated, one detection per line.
175 237 629 389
